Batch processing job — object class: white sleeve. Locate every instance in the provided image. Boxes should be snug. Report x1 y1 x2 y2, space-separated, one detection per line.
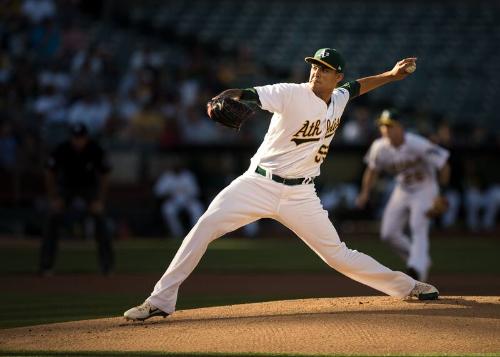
413 135 450 169
425 144 449 169
332 87 350 114
254 83 293 114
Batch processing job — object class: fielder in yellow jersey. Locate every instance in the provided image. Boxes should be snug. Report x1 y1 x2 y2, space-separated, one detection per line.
124 48 439 322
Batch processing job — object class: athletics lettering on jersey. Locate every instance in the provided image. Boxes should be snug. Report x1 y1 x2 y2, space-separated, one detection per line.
252 83 350 178
292 120 322 145
325 117 341 138
390 158 423 174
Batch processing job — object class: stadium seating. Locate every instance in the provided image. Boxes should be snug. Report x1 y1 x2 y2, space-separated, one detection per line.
124 0 500 127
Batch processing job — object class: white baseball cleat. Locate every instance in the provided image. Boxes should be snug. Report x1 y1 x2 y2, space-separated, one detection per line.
409 281 439 300
123 301 169 321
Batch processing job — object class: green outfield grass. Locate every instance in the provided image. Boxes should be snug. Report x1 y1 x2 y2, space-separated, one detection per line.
1 236 499 330
1 235 499 275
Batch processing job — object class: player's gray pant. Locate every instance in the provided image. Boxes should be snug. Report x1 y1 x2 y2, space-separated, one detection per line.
148 172 415 314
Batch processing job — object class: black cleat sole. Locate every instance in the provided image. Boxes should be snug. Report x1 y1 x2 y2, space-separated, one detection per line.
418 292 439 300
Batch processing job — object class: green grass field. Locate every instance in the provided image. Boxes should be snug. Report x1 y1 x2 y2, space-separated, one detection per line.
1 235 499 330
2 235 499 274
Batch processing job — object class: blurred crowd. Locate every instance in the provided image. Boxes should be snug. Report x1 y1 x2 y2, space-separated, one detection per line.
1 0 264 171
1 0 499 236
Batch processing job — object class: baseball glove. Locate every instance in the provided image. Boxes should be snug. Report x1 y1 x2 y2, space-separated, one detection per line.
425 195 449 218
206 97 254 130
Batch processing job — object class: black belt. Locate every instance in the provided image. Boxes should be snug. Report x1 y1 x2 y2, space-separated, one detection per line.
255 166 314 186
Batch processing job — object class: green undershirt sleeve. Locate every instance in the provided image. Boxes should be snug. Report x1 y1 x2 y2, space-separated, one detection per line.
240 88 261 106
340 80 361 99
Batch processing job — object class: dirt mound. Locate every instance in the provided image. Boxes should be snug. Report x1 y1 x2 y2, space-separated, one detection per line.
1 296 499 355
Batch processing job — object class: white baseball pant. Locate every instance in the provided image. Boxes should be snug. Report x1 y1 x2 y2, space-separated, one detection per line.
381 183 437 281
148 171 415 314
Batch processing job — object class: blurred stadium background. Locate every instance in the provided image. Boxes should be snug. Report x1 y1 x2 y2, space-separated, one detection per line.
1 0 500 328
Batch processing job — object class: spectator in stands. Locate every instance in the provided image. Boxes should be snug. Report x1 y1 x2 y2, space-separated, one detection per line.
159 115 181 148
71 43 103 75
153 162 204 238
38 62 72 93
115 89 141 123
179 73 200 108
180 105 220 144
39 123 114 276
67 91 112 135
33 84 67 124
29 19 61 60
60 20 88 56
123 99 165 144
22 0 56 24
129 44 165 71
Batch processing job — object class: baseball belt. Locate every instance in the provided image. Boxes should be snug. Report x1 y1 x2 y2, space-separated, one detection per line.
255 166 315 186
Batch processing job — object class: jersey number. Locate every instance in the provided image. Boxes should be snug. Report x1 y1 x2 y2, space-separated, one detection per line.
315 145 329 163
402 171 424 185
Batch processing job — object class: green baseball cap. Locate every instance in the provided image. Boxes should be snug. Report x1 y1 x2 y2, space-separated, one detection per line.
305 48 346 73
377 109 402 126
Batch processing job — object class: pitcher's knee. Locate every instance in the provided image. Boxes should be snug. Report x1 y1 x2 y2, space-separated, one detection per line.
321 242 351 268
193 213 233 240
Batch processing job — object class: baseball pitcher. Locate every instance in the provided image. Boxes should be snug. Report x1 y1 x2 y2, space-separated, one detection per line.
356 109 451 281
124 48 439 321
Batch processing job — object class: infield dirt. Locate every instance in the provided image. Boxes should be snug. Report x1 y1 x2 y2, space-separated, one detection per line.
1 296 499 355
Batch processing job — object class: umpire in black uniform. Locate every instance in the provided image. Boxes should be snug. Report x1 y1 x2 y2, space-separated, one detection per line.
39 123 114 275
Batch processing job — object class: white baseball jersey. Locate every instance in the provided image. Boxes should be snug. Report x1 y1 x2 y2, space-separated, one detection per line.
365 133 449 191
365 132 449 281
252 83 350 178
146 81 418 315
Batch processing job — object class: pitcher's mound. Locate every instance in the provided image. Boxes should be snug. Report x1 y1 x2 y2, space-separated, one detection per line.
1 296 499 355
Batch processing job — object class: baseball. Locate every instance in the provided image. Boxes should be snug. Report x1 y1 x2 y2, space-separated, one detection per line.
406 64 416 73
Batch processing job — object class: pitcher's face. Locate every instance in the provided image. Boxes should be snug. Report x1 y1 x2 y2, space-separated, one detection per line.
309 64 343 93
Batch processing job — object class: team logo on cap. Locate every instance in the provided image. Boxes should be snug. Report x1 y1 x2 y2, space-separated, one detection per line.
319 49 330 58
381 110 391 120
